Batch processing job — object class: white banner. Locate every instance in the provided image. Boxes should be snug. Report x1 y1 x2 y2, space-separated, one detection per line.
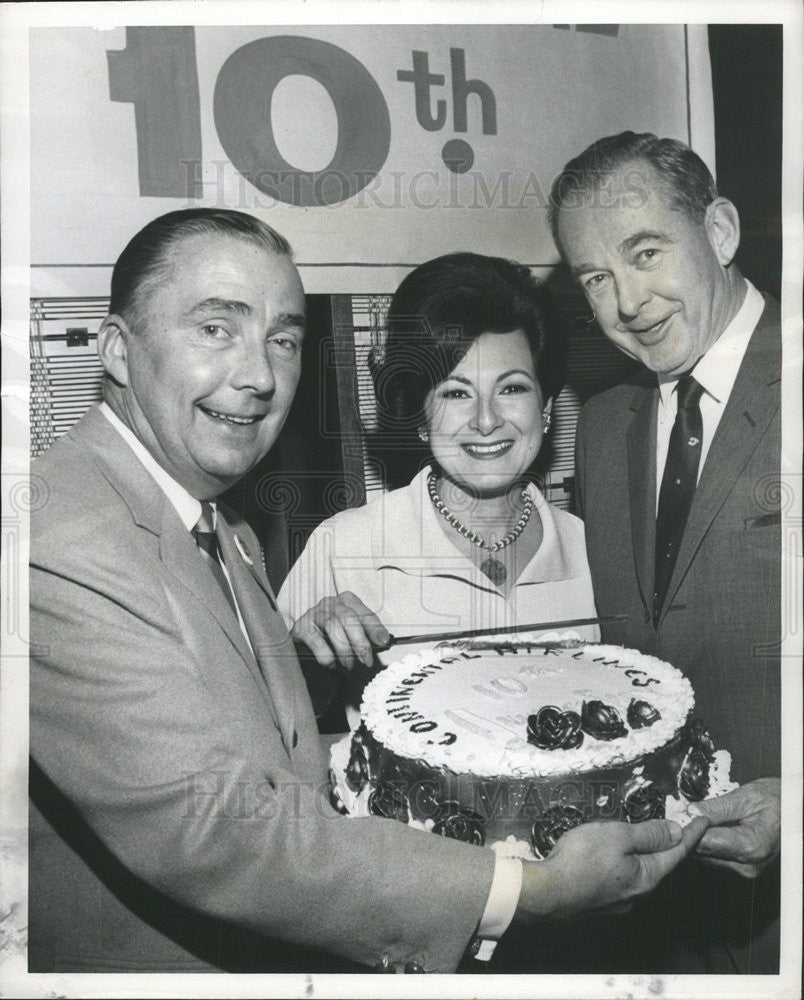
30 23 713 293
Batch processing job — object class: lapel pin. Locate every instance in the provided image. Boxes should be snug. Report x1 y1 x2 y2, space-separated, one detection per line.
234 534 254 566
687 437 700 447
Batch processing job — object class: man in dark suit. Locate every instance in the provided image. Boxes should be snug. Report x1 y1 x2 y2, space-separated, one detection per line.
28 207 705 974
549 132 782 973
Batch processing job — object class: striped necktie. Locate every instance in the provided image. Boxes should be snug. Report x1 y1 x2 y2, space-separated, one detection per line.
192 501 238 617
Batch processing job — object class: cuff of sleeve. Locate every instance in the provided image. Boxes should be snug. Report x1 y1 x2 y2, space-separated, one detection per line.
472 855 523 961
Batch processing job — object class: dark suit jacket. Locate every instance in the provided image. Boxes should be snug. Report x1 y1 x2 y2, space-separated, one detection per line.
572 296 781 973
29 405 495 973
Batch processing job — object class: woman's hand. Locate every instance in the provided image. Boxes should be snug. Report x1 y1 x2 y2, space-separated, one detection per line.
515 816 710 923
290 592 391 671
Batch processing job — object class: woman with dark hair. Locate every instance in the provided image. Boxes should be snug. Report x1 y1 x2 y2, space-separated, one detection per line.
369 251 567 490
278 253 597 721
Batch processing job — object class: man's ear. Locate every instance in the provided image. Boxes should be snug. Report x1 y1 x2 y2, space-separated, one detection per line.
705 198 741 267
97 315 132 386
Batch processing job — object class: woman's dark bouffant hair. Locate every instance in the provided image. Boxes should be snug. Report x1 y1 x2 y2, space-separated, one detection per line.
369 252 567 489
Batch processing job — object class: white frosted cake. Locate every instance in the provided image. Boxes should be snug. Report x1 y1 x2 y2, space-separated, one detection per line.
331 636 735 858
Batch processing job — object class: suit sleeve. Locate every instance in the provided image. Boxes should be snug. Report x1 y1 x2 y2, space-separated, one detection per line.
30 511 495 972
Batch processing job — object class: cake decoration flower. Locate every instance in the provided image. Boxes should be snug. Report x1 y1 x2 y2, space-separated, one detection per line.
368 782 409 821
433 802 486 845
627 698 662 729
345 726 370 793
673 720 718 800
623 781 666 822
580 700 628 741
678 747 711 801
688 718 716 757
526 706 584 750
530 804 585 858
407 779 442 820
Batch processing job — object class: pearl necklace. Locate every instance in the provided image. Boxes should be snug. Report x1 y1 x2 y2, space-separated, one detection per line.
427 472 533 586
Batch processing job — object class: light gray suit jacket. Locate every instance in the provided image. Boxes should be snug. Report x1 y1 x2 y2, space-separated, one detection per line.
574 296 781 974
29 405 495 973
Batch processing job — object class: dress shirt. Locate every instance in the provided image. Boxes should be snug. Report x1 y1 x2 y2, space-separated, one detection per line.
655 279 764 507
98 403 252 647
474 856 523 959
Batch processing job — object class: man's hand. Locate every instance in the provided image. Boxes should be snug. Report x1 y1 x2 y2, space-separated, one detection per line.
690 777 781 878
290 592 391 671
515 817 710 924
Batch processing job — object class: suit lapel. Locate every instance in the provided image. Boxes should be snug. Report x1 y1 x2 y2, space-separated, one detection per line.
224 525 280 611
660 301 781 616
157 513 281 725
626 383 659 615
215 514 297 750
69 406 285 730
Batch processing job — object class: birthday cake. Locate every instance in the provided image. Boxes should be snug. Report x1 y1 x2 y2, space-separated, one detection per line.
331 636 735 858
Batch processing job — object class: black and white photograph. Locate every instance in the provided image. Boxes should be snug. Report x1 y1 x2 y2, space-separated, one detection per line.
1 1 801 997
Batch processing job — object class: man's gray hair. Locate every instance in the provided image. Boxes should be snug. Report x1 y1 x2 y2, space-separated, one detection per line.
548 131 719 255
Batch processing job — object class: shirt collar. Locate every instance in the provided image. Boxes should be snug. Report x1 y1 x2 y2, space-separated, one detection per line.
658 279 764 409
99 402 203 530
396 465 575 586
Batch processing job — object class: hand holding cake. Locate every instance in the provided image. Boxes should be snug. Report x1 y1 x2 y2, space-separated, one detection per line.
515 815 711 923
691 777 781 878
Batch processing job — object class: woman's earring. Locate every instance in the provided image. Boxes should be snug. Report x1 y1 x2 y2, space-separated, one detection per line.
418 426 430 443
542 411 552 432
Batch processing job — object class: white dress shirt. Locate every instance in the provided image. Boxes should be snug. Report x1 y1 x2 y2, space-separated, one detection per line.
655 280 764 506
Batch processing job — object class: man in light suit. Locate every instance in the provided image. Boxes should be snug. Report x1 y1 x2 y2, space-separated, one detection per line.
550 132 782 973
29 208 705 974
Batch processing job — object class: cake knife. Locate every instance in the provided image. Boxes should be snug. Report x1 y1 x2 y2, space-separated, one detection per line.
385 615 627 647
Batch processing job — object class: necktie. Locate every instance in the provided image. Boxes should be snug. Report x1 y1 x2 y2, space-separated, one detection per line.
654 374 705 624
192 501 238 617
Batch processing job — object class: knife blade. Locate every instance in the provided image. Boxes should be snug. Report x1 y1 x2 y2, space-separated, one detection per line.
385 615 627 647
